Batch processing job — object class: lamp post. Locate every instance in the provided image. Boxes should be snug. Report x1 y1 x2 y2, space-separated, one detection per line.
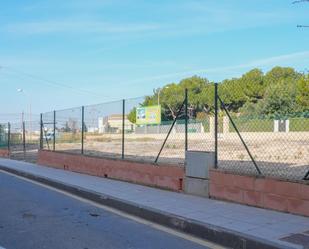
157 86 169 106
17 88 32 141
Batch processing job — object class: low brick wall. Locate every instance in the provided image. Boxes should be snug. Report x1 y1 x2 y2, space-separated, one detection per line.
209 169 309 217
38 150 184 191
0 149 9 158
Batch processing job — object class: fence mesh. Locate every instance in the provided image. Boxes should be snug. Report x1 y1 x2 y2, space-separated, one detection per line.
55 107 82 154
2 83 307 182
0 123 8 149
42 111 54 150
217 84 309 181
84 100 123 158
125 97 184 164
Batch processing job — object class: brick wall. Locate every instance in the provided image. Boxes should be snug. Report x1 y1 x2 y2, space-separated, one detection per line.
209 169 309 217
38 150 184 191
0 149 9 158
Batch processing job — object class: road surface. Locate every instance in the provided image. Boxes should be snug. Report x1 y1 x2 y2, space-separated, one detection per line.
0 171 219 249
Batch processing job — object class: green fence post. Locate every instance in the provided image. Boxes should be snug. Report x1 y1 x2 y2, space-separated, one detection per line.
81 106 84 155
7 122 10 154
185 88 188 151
122 99 125 159
53 110 56 151
214 83 218 168
40 114 43 150
22 121 26 160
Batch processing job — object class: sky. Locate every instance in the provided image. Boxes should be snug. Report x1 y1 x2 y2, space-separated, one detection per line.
0 0 308 121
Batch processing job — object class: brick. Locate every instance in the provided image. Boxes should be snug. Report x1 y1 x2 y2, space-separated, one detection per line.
287 198 309 217
263 193 288 212
255 178 277 193
300 184 309 201
38 150 185 191
209 170 225 185
243 190 263 207
224 186 243 203
233 175 255 190
272 181 301 198
209 183 225 199
0 149 9 158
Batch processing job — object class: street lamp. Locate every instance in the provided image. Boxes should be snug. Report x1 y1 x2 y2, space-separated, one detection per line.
157 86 169 106
17 88 32 141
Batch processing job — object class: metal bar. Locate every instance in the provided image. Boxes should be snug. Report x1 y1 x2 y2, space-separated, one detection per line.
40 114 43 149
218 96 262 175
155 98 186 163
214 83 218 168
122 99 125 159
7 122 10 153
81 106 85 154
185 88 188 151
22 121 26 160
42 123 50 150
303 170 309 180
53 110 56 151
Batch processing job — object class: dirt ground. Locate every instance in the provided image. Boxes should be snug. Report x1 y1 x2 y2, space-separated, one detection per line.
46 131 309 181
9 131 309 181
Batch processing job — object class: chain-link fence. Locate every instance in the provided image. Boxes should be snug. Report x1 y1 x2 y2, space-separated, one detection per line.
0 123 9 149
83 100 123 158
1 84 308 182
215 83 309 181
0 120 40 162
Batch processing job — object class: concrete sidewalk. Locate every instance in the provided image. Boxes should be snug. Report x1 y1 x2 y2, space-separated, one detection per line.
0 158 308 249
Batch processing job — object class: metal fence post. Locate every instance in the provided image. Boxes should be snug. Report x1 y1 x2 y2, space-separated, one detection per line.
22 121 26 160
53 111 56 151
185 88 188 151
122 99 125 159
7 122 10 153
214 83 218 168
40 114 43 149
81 106 85 155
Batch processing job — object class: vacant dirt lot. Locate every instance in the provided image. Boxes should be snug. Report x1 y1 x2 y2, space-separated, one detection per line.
47 131 309 181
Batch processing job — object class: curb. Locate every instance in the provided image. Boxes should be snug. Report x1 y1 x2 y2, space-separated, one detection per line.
0 165 293 249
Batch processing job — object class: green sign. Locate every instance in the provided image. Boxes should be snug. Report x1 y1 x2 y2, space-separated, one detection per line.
136 105 161 125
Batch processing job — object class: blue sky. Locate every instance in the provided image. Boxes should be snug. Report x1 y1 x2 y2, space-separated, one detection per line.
0 0 308 120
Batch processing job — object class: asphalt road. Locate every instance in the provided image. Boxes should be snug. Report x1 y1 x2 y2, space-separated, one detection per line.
0 171 214 249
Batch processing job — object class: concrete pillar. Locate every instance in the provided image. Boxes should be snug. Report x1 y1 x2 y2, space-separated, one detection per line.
274 120 279 132
209 116 215 137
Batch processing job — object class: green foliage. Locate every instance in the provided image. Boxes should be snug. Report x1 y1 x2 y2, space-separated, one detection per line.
296 75 309 111
229 118 273 132
258 82 298 117
290 118 309 131
128 67 309 123
127 107 136 124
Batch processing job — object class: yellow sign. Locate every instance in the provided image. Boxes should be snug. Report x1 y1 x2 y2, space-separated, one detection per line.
136 105 161 125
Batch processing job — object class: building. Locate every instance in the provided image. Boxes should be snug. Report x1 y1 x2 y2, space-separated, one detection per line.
98 114 134 133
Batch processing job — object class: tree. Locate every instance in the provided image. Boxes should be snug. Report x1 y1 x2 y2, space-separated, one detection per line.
259 83 297 117
296 75 309 111
127 107 136 123
239 69 265 103
219 78 246 112
264 67 300 86
127 66 308 121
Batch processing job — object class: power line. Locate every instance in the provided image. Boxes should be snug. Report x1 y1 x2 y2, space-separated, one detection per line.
292 0 309 28
0 65 108 98
293 0 309 3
